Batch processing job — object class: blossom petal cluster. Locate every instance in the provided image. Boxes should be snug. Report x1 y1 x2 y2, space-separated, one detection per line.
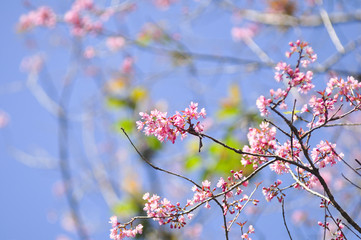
256 41 317 116
136 102 206 143
241 122 277 168
17 0 132 37
262 180 282 202
143 193 194 229
311 141 343 168
186 180 214 209
109 216 143 240
63 0 104 36
18 6 56 31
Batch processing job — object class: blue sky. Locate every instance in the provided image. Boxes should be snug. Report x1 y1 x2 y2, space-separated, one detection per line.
0 2 66 239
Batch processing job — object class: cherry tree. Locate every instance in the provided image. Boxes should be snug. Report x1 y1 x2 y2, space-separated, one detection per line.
15 0 361 239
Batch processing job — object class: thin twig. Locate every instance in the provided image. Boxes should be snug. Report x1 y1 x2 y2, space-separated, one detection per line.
121 128 201 188
342 174 361 190
281 198 293 240
227 183 259 232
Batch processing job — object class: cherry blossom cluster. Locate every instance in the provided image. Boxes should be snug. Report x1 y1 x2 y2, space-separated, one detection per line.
262 180 283 202
20 54 45 74
231 25 258 41
241 122 277 167
106 36 126 52
286 40 317 67
300 75 361 127
109 216 143 240
326 76 361 103
240 223 255 240
271 139 302 174
186 180 214 209
311 141 343 168
217 171 259 217
18 6 56 31
275 41 316 93
140 178 258 236
17 0 136 37
63 0 104 36
143 193 193 228
136 102 206 143
256 41 317 116
318 221 345 240
153 0 176 11
318 200 345 240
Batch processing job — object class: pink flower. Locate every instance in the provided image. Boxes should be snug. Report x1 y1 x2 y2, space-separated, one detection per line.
106 36 126 52
137 102 206 143
292 210 307 224
270 161 289 175
231 27 255 41
109 216 118 228
83 46 95 59
153 0 174 10
72 0 94 11
311 141 343 168
217 177 226 188
256 96 272 116
0 111 9 128
121 57 134 74
17 6 56 31
20 54 45 74
202 180 211 189
143 192 150 200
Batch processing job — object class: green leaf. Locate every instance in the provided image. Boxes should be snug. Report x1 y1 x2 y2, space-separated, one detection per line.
145 136 162 150
106 97 127 109
112 199 139 216
185 155 201 171
116 119 134 133
217 107 240 119
283 110 300 114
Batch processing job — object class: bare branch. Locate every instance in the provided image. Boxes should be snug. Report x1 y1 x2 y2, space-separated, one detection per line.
281 198 293 240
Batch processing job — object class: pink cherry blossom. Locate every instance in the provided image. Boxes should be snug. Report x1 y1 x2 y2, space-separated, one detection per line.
18 6 56 31
20 54 45 74
256 96 272 116
311 141 343 168
0 111 9 128
121 57 134 74
83 46 96 59
137 102 206 143
231 26 256 41
106 36 126 52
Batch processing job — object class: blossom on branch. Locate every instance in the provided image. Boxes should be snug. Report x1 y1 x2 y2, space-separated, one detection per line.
136 102 206 143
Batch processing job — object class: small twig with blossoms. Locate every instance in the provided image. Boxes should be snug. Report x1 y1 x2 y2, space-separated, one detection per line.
121 126 230 239
226 183 260 233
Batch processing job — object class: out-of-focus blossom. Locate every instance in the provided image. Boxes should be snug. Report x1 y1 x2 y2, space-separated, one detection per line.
20 54 45 74
106 36 126 52
0 111 9 128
